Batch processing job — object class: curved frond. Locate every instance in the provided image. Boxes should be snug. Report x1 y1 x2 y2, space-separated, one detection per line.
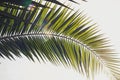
0 0 120 80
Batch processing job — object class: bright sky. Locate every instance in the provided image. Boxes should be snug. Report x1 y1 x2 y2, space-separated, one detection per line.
0 0 120 80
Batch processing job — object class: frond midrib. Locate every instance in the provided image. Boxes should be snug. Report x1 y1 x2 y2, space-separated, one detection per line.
0 31 104 65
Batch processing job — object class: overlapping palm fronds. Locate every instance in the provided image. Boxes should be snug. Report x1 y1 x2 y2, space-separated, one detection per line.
0 0 120 80
0 0 84 10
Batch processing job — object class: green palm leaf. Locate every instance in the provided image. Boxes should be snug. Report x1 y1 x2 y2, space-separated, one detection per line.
0 0 120 80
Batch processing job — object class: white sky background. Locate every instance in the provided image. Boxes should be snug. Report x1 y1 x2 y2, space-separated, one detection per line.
0 0 120 80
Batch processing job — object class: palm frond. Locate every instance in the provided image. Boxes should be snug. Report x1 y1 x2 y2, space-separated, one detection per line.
0 0 120 80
